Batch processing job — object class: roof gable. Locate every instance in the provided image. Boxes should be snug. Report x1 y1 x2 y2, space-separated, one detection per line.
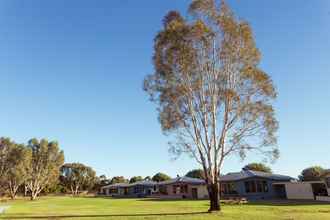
158 176 205 185
220 170 294 182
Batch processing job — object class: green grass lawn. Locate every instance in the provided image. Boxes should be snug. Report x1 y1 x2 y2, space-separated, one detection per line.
1 196 330 220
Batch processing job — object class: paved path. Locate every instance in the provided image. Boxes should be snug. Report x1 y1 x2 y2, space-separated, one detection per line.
0 206 10 214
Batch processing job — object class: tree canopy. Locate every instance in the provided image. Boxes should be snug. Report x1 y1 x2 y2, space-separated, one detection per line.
299 166 325 181
60 163 97 195
110 176 128 184
243 163 272 173
26 138 65 200
144 0 278 211
129 176 144 184
0 138 31 199
185 169 205 179
152 172 171 182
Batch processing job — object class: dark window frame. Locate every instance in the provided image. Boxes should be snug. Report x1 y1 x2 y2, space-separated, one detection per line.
172 185 177 194
245 180 269 194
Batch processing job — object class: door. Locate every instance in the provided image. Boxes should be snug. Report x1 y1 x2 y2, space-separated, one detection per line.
311 183 328 197
192 188 198 199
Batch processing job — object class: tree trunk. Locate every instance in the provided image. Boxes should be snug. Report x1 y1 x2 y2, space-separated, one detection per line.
71 186 75 196
9 189 16 200
24 185 28 197
30 192 37 201
8 182 16 200
30 189 39 201
208 183 221 212
9 186 17 200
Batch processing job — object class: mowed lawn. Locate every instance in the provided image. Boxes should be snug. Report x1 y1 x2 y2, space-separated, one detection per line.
1 196 330 220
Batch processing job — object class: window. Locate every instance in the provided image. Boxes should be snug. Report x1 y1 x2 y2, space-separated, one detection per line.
245 181 256 193
256 181 263 193
262 181 269 192
244 181 250 193
109 188 118 194
180 185 188 193
221 183 237 195
245 180 269 193
173 185 177 194
159 185 167 194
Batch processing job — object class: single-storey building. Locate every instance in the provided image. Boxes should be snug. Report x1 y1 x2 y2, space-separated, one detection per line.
100 181 157 197
219 169 294 200
273 181 328 200
100 177 208 199
274 170 330 202
128 180 157 197
156 176 208 199
100 182 131 197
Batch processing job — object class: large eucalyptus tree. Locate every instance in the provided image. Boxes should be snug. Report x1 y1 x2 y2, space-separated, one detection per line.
144 0 278 211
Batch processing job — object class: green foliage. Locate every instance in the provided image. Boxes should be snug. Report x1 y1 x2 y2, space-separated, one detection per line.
98 175 111 186
60 163 97 195
26 138 65 200
110 176 128 184
144 0 279 211
185 169 205 179
144 176 151 181
0 137 16 177
299 166 325 181
129 176 144 184
0 137 31 199
152 172 171 182
243 163 272 173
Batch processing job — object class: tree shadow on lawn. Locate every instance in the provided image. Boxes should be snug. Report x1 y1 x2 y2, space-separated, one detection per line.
137 198 207 202
246 199 330 207
0 211 210 219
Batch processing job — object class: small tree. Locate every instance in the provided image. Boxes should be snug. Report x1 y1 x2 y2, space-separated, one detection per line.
299 166 325 181
243 163 272 173
186 169 205 179
110 176 128 184
60 163 97 195
144 0 278 211
26 138 64 200
152 173 171 182
129 176 144 184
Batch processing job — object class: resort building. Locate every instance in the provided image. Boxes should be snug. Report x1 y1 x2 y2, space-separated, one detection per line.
101 181 157 197
155 176 208 199
274 170 330 202
219 169 294 200
100 177 208 199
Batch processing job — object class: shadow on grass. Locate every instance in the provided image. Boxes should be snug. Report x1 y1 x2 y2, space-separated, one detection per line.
89 196 208 202
0 212 209 219
137 198 206 202
246 199 330 206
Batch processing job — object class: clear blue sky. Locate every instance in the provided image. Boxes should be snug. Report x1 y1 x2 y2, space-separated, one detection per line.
0 0 329 179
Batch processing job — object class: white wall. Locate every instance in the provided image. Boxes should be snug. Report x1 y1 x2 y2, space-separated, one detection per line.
284 183 314 200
